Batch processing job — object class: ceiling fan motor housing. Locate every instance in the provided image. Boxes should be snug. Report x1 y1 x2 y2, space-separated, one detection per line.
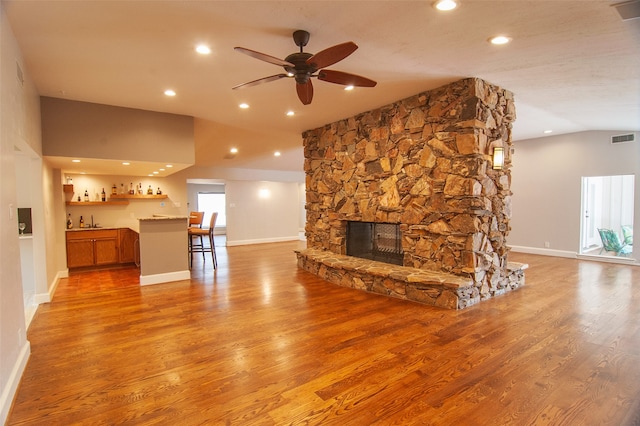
284 52 315 84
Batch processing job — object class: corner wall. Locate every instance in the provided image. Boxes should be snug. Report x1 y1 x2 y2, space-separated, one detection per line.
0 4 38 422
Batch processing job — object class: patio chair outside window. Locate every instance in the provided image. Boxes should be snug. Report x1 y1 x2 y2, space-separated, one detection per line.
621 225 633 246
598 228 632 257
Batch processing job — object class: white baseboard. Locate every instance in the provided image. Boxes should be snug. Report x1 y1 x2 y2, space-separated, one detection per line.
577 254 638 265
226 235 301 247
34 269 67 304
140 270 191 286
0 341 30 424
509 246 577 258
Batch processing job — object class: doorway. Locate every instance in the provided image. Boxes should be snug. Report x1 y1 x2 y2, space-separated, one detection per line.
580 175 634 258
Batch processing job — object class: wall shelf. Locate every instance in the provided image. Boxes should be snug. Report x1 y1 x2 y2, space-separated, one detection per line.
66 201 129 206
109 194 168 199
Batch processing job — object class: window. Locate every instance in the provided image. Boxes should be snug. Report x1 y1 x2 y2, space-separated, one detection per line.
197 193 226 228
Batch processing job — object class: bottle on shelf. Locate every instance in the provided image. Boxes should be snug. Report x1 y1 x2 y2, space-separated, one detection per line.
79 216 85 228
67 213 73 229
120 183 125 194
84 190 89 202
101 188 106 202
129 182 134 195
111 184 117 195
138 183 143 195
147 185 153 195
156 187 162 195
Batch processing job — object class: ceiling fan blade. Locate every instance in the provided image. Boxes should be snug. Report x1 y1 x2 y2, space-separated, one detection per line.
317 69 377 87
234 47 294 67
296 80 313 105
232 74 289 90
306 42 358 69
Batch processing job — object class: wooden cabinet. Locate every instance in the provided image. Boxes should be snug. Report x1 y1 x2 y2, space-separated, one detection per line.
66 229 119 268
118 228 139 264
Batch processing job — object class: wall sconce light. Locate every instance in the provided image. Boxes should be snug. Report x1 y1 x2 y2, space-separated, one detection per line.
492 147 504 170
258 188 271 199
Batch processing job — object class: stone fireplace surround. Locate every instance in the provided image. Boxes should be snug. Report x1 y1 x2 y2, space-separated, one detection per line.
296 78 527 309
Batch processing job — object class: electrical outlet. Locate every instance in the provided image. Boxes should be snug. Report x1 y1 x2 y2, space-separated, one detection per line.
544 241 550 248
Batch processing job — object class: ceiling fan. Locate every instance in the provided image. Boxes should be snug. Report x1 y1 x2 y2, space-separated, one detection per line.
232 30 377 105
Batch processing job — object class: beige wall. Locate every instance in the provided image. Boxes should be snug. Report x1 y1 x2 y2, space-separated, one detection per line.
41 97 194 165
0 4 40 421
62 173 187 232
510 130 639 264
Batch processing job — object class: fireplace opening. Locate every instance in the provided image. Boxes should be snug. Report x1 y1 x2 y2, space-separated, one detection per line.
346 221 403 266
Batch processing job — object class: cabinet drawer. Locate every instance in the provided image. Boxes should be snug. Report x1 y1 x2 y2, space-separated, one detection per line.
66 229 118 241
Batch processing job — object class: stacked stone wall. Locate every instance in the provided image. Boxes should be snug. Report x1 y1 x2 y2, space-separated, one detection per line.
302 78 517 299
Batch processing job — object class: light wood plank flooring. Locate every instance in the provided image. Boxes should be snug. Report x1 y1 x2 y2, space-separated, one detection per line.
7 240 640 425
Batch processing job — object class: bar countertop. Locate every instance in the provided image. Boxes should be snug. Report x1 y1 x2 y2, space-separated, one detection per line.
138 215 189 221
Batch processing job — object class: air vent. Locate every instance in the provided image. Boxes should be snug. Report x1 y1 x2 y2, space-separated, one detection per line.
611 133 635 144
613 0 640 21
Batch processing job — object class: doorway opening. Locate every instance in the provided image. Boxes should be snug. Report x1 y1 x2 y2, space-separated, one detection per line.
197 192 226 231
580 174 634 258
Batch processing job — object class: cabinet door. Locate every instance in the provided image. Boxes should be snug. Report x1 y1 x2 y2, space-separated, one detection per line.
94 238 119 265
118 229 138 263
67 239 95 268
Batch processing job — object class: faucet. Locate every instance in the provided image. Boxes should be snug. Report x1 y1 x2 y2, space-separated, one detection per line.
91 215 94 228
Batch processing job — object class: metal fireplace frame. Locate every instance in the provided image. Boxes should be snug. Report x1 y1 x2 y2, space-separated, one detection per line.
346 221 403 266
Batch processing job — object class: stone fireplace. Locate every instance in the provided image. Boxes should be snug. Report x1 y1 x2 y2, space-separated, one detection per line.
296 78 527 309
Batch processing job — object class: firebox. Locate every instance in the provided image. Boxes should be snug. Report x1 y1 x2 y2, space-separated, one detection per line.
346 221 403 266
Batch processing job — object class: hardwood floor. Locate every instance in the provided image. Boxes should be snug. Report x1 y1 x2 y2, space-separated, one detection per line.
7 241 640 425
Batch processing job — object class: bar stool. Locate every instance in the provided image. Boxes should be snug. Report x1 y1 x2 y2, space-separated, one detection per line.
188 212 205 265
188 212 218 269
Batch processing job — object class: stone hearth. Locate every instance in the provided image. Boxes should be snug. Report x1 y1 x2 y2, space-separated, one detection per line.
297 77 526 309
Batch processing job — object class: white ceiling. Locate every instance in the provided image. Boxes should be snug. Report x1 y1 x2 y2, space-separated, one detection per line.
4 0 640 175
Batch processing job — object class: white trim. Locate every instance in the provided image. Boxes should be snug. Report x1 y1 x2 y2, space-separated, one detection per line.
34 269 67 304
510 245 639 266
140 270 191 286
0 341 30 424
226 235 300 247
577 254 638 265
24 305 37 329
509 245 577 258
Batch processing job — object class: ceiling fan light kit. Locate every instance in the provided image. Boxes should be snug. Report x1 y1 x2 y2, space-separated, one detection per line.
233 30 377 105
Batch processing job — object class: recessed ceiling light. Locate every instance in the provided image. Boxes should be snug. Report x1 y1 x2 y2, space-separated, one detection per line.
148 174 153 177
122 162 130 166
230 147 238 154
286 110 295 116
166 164 173 168
72 159 81 163
434 0 457 11
164 89 176 96
344 85 354 91
239 103 249 109
195 44 211 55
159 168 165 171
544 130 553 134
153 171 159 174
490 35 512 45
274 151 281 157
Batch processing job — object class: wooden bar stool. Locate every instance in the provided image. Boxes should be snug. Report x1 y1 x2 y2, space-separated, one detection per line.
188 212 205 266
188 212 218 269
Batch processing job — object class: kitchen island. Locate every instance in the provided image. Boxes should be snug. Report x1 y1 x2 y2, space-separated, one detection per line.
138 215 190 285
